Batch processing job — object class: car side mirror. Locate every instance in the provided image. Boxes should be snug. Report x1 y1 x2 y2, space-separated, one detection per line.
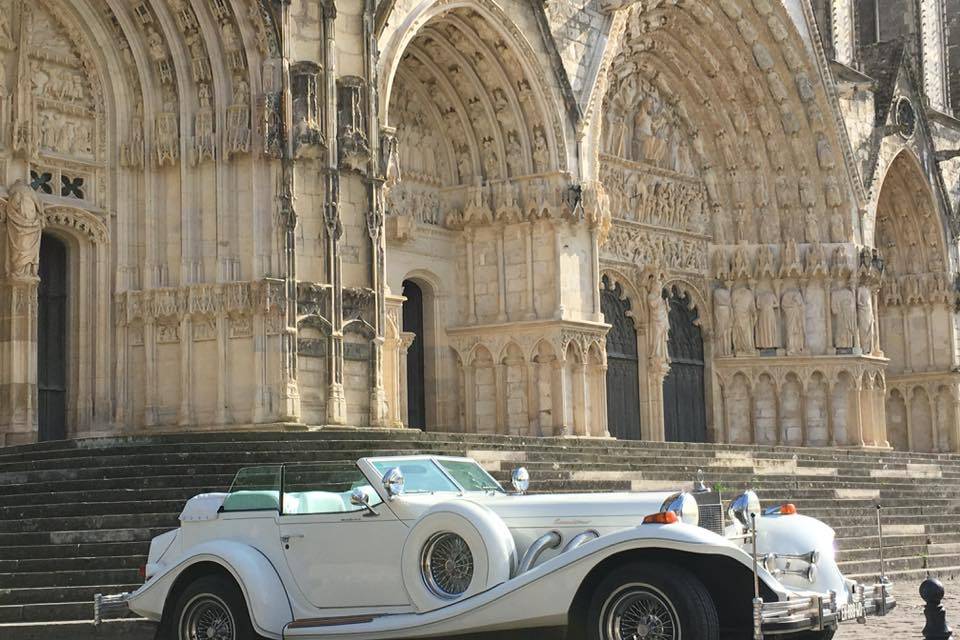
350 488 378 517
511 467 530 494
382 467 405 498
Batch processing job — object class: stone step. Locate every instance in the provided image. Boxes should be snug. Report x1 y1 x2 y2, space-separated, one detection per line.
0 619 155 640
0 555 143 574
0 568 141 589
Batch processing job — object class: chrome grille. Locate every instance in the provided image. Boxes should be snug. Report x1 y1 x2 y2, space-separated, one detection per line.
694 491 724 535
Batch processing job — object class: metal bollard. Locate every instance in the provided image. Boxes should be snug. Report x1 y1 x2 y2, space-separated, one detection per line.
921 578 954 640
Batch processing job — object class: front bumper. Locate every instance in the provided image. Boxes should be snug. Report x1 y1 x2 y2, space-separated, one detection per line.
94 592 132 625
758 582 896 635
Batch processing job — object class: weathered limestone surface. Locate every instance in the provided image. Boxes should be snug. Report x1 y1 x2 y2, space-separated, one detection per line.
0 0 958 453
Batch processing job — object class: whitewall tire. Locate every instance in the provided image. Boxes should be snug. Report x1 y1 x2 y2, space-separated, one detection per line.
400 499 516 612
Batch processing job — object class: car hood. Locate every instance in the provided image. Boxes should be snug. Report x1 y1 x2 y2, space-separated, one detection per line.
392 491 677 525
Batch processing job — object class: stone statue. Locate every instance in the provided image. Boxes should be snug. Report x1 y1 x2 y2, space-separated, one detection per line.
857 285 875 354
648 287 670 363
831 287 856 349
714 287 733 357
782 289 805 355
4 180 44 280
756 244 775 279
756 290 780 349
782 238 802 275
732 287 756 355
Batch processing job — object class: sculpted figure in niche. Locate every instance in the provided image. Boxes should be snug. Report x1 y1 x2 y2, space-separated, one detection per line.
831 287 856 349
633 96 666 165
732 287 756 355
857 285 875 354
756 245 775 279
4 179 44 280
648 287 670 363
782 289 805 355
756 289 780 349
782 238 802 274
714 287 733 357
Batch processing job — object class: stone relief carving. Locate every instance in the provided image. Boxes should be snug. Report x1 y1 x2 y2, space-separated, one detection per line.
2 180 44 280
338 76 370 173
292 62 324 160
647 286 669 364
831 286 856 350
225 79 251 158
602 224 707 273
602 76 696 176
714 287 733 357
857 284 875 355
756 289 780 349
192 84 215 165
732 287 756 355
156 106 179 167
600 159 707 234
781 289 805 355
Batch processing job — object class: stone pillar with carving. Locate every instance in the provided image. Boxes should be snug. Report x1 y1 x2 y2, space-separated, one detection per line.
0 180 43 444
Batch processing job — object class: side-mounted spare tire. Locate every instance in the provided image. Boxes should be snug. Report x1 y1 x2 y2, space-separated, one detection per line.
400 499 517 612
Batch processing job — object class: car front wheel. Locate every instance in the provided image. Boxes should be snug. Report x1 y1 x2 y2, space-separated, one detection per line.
170 574 261 640
586 562 719 640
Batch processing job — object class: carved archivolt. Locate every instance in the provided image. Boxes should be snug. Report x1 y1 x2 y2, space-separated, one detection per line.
43 205 108 244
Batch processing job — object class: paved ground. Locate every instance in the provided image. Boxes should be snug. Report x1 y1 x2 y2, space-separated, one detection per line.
836 577 960 639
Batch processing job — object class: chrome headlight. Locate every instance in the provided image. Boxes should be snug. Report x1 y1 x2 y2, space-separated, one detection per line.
661 491 699 526
511 467 530 494
729 490 761 528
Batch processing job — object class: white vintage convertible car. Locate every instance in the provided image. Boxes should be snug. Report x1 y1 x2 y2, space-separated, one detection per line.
96 455 895 640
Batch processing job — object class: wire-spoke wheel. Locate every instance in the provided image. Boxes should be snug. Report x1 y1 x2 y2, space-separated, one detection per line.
421 532 475 599
601 584 679 640
168 574 262 640
179 593 236 640
584 562 719 640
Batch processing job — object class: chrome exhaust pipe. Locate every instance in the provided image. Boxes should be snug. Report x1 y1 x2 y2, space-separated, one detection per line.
517 531 561 574
562 530 599 553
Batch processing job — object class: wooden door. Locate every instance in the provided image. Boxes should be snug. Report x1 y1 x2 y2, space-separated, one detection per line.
602 279 641 440
663 289 707 443
38 234 68 442
402 280 426 429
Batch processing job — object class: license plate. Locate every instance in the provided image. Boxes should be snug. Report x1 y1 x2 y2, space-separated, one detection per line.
836 601 865 622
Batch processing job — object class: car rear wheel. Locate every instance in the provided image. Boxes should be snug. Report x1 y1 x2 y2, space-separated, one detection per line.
171 574 261 640
586 562 719 640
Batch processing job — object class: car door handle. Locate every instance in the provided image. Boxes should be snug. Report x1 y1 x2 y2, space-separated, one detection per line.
280 534 305 543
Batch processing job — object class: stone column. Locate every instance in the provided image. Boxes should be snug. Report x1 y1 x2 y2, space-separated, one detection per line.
495 361 507 434
918 0 949 112
216 313 230 425
904 387 915 451
575 360 588 436
590 225 602 322
852 378 866 447
0 280 38 446
553 223 565 320
950 384 960 453
496 225 508 323
552 357 569 436
465 229 477 324
799 384 808 445
399 332 415 427
926 304 936 371
143 314 158 427
463 360 476 433
178 315 193 426
826 379 836 446
902 308 913 372
524 222 536 320
526 359 539 436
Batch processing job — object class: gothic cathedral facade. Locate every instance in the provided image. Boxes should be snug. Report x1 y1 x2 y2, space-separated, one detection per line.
1 0 960 453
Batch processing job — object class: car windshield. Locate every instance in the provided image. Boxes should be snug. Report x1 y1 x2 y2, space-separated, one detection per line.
371 459 460 494
437 459 503 492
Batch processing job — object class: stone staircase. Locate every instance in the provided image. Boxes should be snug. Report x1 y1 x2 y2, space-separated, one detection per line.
1 429 959 638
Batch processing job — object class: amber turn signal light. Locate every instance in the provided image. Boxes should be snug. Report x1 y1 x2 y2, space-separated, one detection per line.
779 503 798 515
642 511 679 525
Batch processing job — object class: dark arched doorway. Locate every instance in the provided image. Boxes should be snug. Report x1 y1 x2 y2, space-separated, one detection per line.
601 276 641 440
402 280 426 429
663 287 707 443
38 234 68 442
